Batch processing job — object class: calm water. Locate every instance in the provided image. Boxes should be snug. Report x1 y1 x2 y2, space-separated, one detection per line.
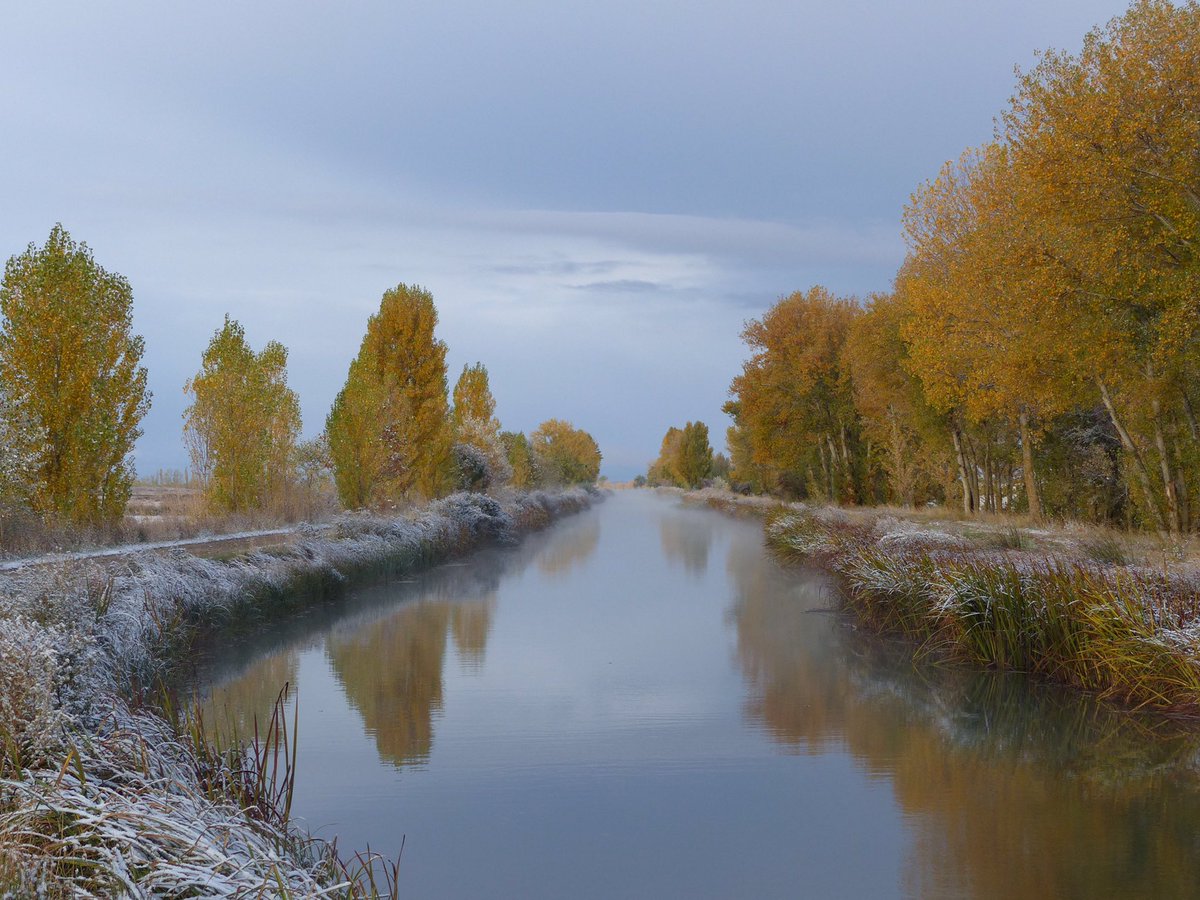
198 492 1200 898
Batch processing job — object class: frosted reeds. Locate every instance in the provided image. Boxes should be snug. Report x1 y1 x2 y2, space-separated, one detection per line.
766 509 1200 715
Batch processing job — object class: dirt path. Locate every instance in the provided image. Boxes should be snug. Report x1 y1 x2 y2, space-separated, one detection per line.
0 526 310 572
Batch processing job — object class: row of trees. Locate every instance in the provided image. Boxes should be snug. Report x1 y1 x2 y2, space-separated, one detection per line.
726 0 1200 534
0 228 602 531
320 283 600 510
645 421 725 489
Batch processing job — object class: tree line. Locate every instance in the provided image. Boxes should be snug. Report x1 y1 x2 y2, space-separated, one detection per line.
0 228 602 535
642 421 730 489
724 0 1200 535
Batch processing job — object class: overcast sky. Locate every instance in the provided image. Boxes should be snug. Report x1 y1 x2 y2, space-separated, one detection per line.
0 1 1129 479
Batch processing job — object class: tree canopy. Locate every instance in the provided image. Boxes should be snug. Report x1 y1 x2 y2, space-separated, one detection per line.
183 316 301 513
0 225 150 524
327 284 454 507
723 0 1200 532
530 419 602 485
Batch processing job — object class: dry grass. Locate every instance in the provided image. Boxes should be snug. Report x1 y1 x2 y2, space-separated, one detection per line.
0 481 343 562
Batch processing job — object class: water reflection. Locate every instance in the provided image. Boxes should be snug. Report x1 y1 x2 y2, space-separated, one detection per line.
450 598 495 671
326 601 450 766
326 561 506 767
728 535 1200 898
658 510 713 576
536 517 600 578
200 648 299 739
199 515 602 771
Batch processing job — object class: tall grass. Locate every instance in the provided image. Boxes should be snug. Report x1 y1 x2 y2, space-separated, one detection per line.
767 509 1200 715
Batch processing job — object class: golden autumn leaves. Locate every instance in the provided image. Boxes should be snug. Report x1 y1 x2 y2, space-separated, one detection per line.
183 316 301 514
323 285 602 509
0 225 149 526
727 0 1200 533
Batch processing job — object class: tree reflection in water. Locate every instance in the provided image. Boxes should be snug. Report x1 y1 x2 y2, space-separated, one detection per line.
326 564 500 767
330 516 602 766
728 535 1200 898
450 598 495 672
198 513 604 772
658 509 713 577
536 518 600 578
199 649 299 741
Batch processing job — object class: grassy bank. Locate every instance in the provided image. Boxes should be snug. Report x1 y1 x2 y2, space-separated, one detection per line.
0 488 596 896
760 504 1200 715
664 487 1200 716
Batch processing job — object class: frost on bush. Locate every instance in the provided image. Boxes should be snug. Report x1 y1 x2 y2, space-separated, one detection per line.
455 415 513 490
873 516 968 552
452 442 496 492
0 618 65 763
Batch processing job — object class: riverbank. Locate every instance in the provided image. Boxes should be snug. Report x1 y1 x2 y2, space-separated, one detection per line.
0 488 596 896
666 487 1200 715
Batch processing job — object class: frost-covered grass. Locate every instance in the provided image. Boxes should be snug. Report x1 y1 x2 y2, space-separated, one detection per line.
764 507 1200 715
0 488 596 896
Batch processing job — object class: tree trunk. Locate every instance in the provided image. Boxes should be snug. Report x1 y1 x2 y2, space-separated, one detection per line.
1151 396 1181 533
1018 408 1042 522
964 432 981 514
1174 437 1191 533
951 427 975 514
1097 376 1168 537
819 438 833 502
1181 388 1199 442
888 413 911 507
984 442 995 513
837 423 856 504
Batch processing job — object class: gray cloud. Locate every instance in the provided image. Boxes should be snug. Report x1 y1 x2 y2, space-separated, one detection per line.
0 0 1131 478
571 280 666 294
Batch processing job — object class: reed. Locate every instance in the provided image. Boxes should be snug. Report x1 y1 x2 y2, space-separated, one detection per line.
768 510 1200 715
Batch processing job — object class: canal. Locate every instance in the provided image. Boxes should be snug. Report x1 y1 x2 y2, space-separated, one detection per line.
198 491 1200 898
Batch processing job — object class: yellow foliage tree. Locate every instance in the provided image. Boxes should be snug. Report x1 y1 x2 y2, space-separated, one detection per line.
726 286 862 501
648 422 712 488
183 316 301 514
0 225 150 525
327 284 453 507
1000 0 1200 532
451 362 510 488
530 419 601 485
842 292 942 507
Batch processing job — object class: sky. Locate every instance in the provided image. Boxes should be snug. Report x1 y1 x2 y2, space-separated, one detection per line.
0 0 1131 480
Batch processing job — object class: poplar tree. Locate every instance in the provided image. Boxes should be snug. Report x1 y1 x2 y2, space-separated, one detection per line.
648 427 683 486
675 422 713 489
327 284 454 506
183 316 301 513
500 431 536 489
452 363 499 431
648 422 712 488
451 362 510 487
0 225 150 525
1001 0 1200 533
727 287 862 501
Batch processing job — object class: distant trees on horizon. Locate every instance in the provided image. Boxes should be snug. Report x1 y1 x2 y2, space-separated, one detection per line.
647 422 714 489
